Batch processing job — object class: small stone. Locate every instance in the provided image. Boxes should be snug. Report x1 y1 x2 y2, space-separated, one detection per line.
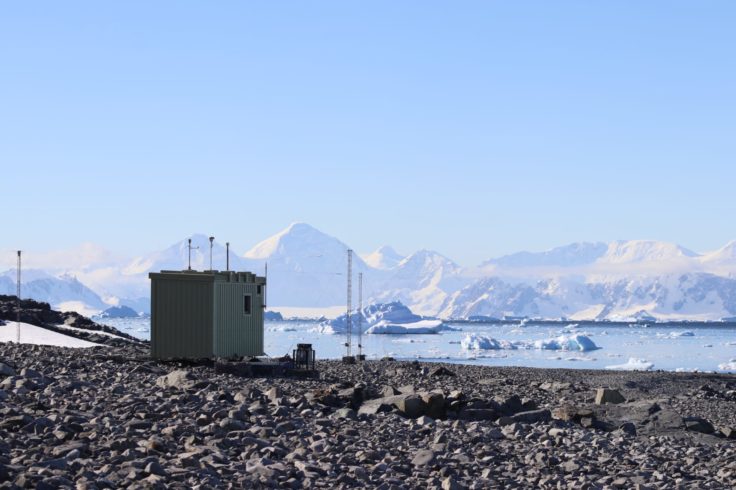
411 449 436 467
334 408 357 420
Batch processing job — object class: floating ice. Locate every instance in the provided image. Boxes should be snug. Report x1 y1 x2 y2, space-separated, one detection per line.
532 334 599 352
365 320 456 335
657 331 695 339
605 358 654 371
267 325 297 332
460 334 517 350
461 333 598 352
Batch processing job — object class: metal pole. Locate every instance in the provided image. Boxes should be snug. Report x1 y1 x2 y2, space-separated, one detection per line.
209 236 214 271
188 239 192 270
358 272 363 359
346 249 352 357
17 251 21 343
226 242 230 271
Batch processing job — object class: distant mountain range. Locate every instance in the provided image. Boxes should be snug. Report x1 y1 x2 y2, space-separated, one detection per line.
2 223 736 321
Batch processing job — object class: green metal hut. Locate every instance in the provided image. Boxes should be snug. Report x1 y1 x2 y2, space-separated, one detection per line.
149 270 266 359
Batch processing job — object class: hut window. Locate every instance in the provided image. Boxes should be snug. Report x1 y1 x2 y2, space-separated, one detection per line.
243 295 252 315
257 285 262 295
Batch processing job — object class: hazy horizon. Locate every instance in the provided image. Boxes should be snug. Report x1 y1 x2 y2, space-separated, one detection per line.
3 2 735 265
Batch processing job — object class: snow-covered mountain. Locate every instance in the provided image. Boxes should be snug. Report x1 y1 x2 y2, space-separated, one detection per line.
484 242 608 269
4 225 736 321
439 272 736 321
243 223 372 307
371 250 470 316
125 233 251 275
361 246 405 270
0 269 107 316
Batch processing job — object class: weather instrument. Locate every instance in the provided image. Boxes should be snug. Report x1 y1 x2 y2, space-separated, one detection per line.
187 238 199 271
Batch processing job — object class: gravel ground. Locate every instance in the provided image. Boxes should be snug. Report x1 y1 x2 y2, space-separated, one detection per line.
1 341 736 489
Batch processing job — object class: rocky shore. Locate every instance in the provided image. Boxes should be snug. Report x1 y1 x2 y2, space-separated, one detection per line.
1 340 736 488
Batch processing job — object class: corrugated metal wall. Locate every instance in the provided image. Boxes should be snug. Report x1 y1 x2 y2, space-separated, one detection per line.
213 280 264 357
151 277 214 359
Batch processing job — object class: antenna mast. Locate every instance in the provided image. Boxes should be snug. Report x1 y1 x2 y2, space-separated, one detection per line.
345 249 353 358
209 237 215 271
358 272 363 360
187 238 199 271
16 251 21 343
226 242 230 271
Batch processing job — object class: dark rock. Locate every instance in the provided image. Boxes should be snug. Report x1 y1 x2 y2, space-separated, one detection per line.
595 388 625 405
510 409 551 424
684 416 715 434
429 366 455 377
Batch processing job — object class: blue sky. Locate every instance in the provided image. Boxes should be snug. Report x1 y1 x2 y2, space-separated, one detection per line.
2 1 734 265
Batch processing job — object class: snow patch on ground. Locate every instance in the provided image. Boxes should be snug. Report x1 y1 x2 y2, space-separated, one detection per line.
0 322 102 348
605 357 654 371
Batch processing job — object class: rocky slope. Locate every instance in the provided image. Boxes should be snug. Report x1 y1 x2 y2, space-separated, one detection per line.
0 341 735 488
0 296 145 348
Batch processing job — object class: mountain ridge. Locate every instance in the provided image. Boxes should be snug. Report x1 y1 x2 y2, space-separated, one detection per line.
3 224 736 320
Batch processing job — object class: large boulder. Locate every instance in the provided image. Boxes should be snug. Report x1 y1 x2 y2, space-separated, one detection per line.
595 388 625 405
684 416 715 434
0 363 16 377
511 409 551 424
396 394 427 418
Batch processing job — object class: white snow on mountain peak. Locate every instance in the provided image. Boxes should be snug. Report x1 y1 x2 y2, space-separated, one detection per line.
597 240 699 264
484 242 608 269
361 246 404 270
701 240 736 262
4 224 736 321
244 222 334 260
124 234 247 275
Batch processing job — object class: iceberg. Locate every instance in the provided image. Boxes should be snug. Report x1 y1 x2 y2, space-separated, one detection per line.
461 334 517 350
532 334 599 352
460 333 598 352
364 320 456 335
605 357 654 371
656 331 695 339
313 301 440 334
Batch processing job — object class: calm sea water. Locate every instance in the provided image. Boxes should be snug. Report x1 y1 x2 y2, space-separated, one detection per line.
99 318 736 373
